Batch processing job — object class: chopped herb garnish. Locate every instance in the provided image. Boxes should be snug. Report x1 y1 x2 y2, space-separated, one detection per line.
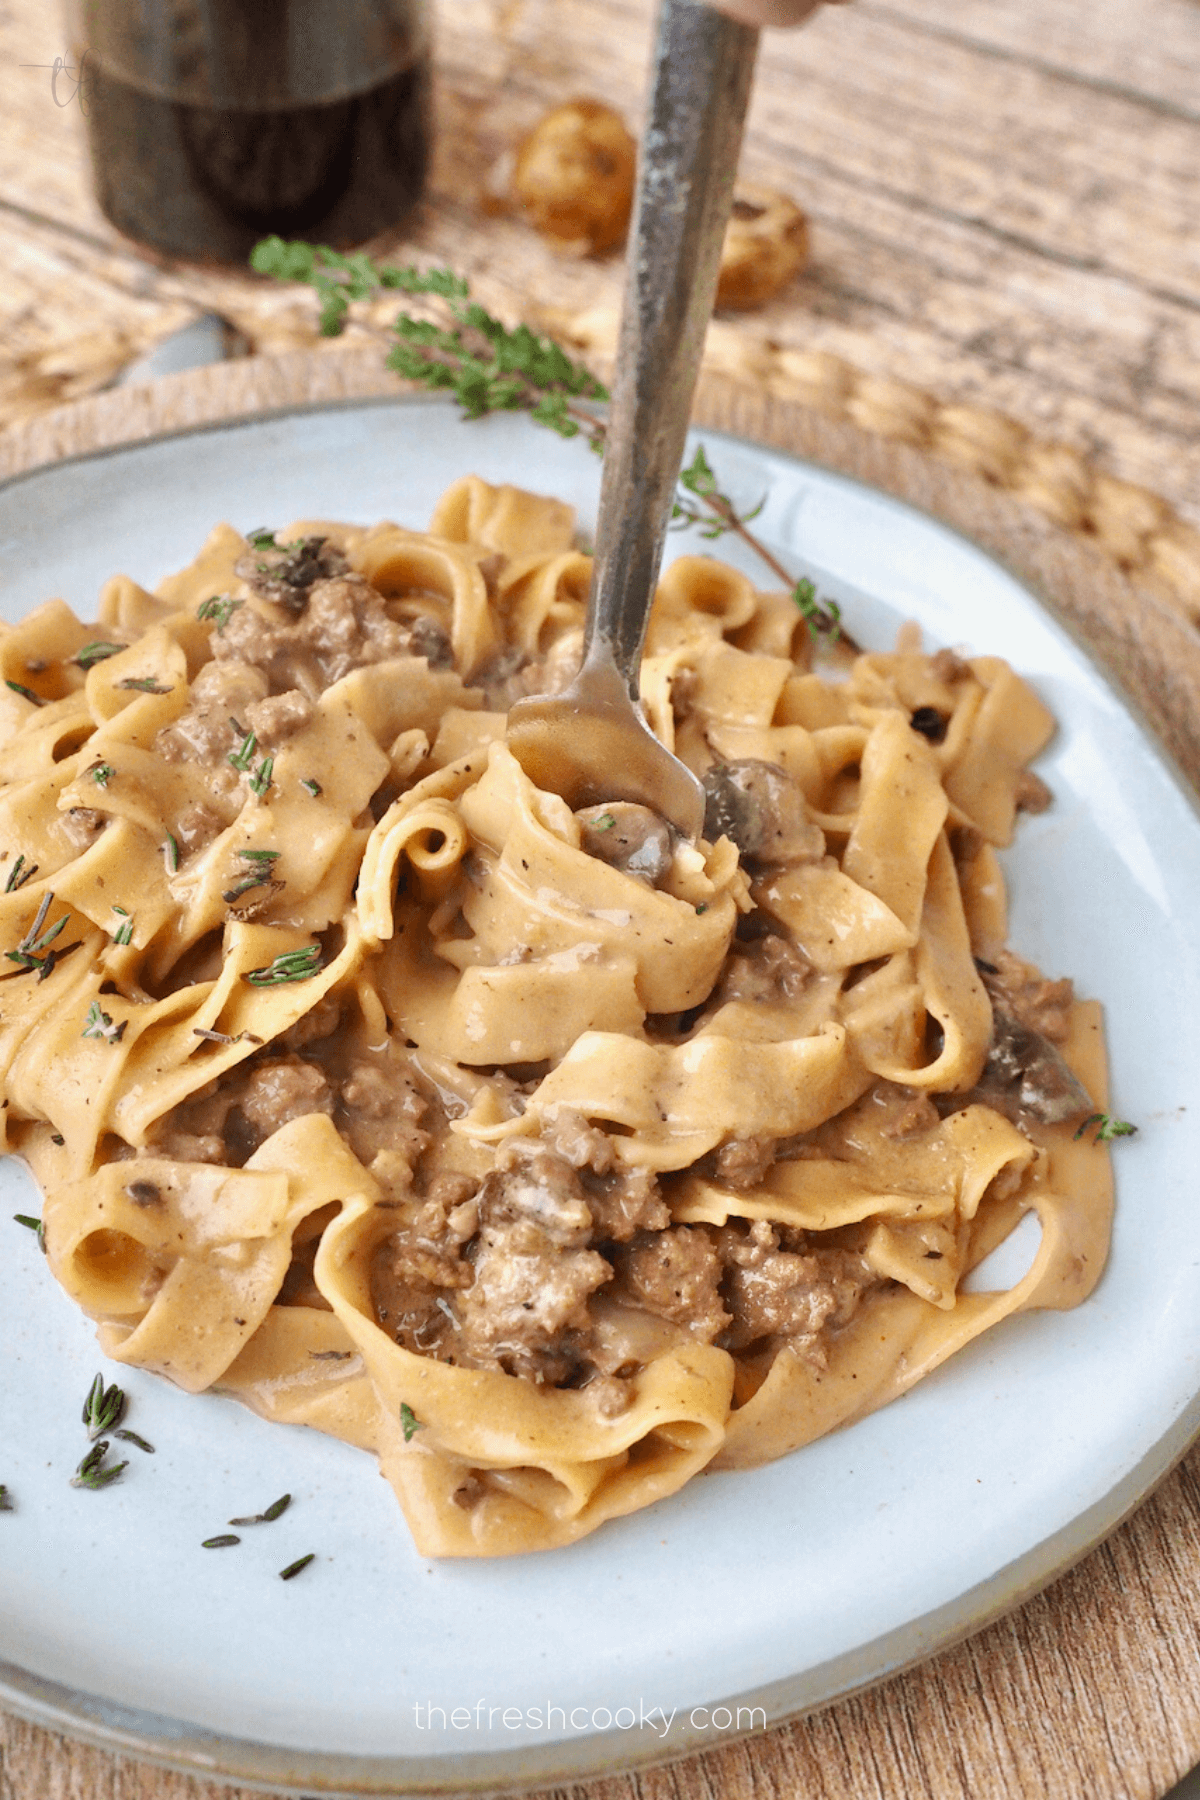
4 855 37 893
114 1428 155 1453
6 892 70 974
696 903 708 914
279 1553 315 1581
13 1212 45 1252
5 679 44 706
592 813 615 832
88 761 114 788
117 675 172 695
202 1534 242 1549
222 875 268 902
229 1492 292 1526
82 1372 126 1440
50 1133 64 1146
1074 1112 1138 1143
82 999 127 1044
0 1486 12 1511
241 848 280 864
197 595 243 630
248 755 274 799
791 576 842 642
400 1402 422 1442
74 641 124 670
110 905 133 946
228 728 258 773
300 778 322 797
244 946 323 986
246 528 278 550
70 1440 127 1490
164 833 180 874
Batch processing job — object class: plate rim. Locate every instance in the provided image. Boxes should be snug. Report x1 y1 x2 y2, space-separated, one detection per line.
2 388 1197 1796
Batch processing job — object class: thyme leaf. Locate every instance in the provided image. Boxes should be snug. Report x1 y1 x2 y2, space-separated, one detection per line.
300 777 322 797
248 755 274 799
244 946 323 986
591 813 616 832
164 833 180 874
279 1553 315 1581
229 1492 292 1526
202 1534 242 1548
82 1372 126 1440
114 1428 155 1454
1074 1111 1138 1143
400 1402 422 1442
117 676 172 694
228 728 258 773
197 595 243 630
110 905 133 946
70 1440 128 1490
74 641 125 670
5 680 44 706
4 855 37 893
14 1212 45 1252
6 892 70 974
88 761 114 788
82 999 127 1043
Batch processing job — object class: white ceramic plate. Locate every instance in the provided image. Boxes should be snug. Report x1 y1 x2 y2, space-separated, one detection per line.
1 397 1198 1796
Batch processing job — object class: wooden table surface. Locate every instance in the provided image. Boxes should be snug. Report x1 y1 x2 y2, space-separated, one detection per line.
3 0 1200 1796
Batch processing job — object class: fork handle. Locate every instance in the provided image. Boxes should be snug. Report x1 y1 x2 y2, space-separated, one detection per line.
585 0 759 695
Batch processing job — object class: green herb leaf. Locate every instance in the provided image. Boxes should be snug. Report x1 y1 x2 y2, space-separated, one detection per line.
82 999 127 1044
400 1401 422 1442
164 833 180 874
202 1534 242 1549
300 778 322 797
591 813 616 832
279 1552 315 1581
113 1428 155 1454
197 595 243 629
74 641 125 670
229 1492 292 1526
6 892 71 975
228 728 258 773
14 1213 45 1256
245 528 279 549
116 676 172 694
110 905 133 947
5 680 44 707
244 946 323 986
70 1440 128 1490
88 760 114 788
1074 1111 1138 1143
248 755 274 799
82 1372 126 1440
3 855 37 893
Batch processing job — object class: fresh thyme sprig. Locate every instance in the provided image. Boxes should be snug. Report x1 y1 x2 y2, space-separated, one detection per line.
70 1440 128 1490
4 854 37 893
82 999 127 1043
228 726 258 773
244 946 323 985
110 905 133 946
88 760 114 788
82 1372 126 1441
250 239 849 643
6 892 73 978
197 595 243 630
1074 1111 1137 1143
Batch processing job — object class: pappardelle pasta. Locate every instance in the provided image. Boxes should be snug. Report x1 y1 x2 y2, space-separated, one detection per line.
0 476 1112 1556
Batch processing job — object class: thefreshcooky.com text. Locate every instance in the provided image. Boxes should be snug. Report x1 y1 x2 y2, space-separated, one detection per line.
412 1700 767 1738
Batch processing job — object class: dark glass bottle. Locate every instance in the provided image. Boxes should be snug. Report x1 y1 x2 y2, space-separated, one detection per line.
68 0 430 265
